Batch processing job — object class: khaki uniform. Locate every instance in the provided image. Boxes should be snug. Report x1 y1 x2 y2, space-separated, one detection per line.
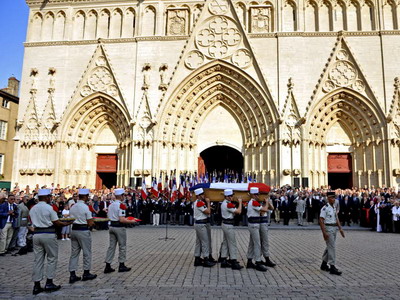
247 199 262 262
105 200 127 263
29 202 59 282
69 200 93 272
260 215 270 258
220 199 238 260
320 204 338 265
193 200 210 258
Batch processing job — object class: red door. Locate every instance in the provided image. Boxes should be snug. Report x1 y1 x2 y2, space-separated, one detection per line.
327 153 353 189
96 154 117 189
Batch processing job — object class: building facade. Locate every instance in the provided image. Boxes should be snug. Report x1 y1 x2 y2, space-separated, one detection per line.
0 77 20 189
14 0 400 189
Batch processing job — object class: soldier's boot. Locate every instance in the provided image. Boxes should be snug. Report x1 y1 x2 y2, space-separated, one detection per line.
255 261 268 272
82 270 97 281
203 257 216 267
209 255 217 263
246 259 256 269
118 263 132 272
329 265 342 276
320 261 330 272
218 255 223 263
104 263 115 274
44 279 61 292
220 258 231 268
32 282 44 295
69 271 82 284
194 257 203 267
230 260 243 270
264 257 276 268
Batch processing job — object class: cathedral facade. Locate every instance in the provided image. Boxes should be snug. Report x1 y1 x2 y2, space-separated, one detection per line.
14 0 400 189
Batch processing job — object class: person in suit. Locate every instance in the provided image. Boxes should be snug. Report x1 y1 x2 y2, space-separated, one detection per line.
305 193 314 224
0 194 19 255
280 193 291 226
294 194 306 226
339 195 352 226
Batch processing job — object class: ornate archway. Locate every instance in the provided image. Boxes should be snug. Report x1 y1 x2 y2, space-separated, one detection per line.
304 88 388 188
155 60 280 184
59 93 131 187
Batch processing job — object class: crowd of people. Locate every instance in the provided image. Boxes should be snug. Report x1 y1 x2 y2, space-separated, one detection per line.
1 183 400 257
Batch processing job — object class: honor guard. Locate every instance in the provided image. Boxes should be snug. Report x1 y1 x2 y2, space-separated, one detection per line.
219 189 243 270
259 196 276 268
319 192 345 275
104 188 136 273
68 188 97 283
193 188 215 267
29 189 73 295
246 187 270 272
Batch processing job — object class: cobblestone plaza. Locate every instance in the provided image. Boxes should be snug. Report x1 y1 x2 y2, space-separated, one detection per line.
0 227 398 299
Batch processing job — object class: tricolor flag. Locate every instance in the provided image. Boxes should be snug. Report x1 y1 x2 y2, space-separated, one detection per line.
141 179 148 199
151 178 159 197
189 182 271 193
170 183 177 202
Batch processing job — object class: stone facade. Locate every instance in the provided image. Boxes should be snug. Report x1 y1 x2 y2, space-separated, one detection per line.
14 0 400 189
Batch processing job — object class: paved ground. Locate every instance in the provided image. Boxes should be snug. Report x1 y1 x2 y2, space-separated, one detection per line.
0 225 399 299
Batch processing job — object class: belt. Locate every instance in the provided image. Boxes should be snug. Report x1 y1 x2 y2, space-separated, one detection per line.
222 218 234 225
195 218 209 224
260 217 268 223
72 224 89 230
34 226 56 234
325 223 337 226
248 217 261 223
110 221 125 228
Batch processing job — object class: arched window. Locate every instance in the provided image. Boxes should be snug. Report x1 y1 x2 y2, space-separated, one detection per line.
192 4 202 28
53 11 66 40
333 1 346 31
319 1 333 31
142 6 156 36
42 12 54 40
361 1 375 30
30 12 43 41
110 9 123 38
305 0 318 31
384 1 398 29
235 3 247 30
282 0 296 31
98 9 110 38
122 8 135 37
347 1 360 31
85 10 97 40
73 11 85 40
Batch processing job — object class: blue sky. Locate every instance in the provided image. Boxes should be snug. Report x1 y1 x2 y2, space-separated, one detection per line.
0 1 29 92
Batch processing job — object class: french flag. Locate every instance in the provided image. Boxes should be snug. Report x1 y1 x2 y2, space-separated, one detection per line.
189 182 271 193
151 178 159 197
157 175 163 191
170 183 177 202
141 179 148 199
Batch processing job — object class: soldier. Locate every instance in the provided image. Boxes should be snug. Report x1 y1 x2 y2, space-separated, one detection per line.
219 189 243 270
68 188 97 284
246 187 269 272
259 196 276 268
29 189 73 295
319 192 345 275
104 188 136 273
193 188 215 267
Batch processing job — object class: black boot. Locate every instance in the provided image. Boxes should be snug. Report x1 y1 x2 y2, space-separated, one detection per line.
32 282 43 295
329 265 342 275
69 271 82 284
82 270 97 281
320 261 330 272
209 255 217 263
104 263 115 274
220 258 231 268
217 255 223 263
230 260 243 270
255 261 268 272
118 263 132 272
203 257 215 267
194 257 203 267
44 279 61 292
246 259 256 269
264 257 276 268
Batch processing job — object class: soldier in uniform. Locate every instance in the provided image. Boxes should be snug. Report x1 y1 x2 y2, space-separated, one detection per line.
319 192 345 275
29 189 73 295
219 189 243 270
193 188 215 267
104 188 136 273
259 196 276 268
68 188 97 283
246 187 270 272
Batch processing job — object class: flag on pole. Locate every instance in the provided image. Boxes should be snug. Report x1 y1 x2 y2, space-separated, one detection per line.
157 174 163 191
151 178 159 197
141 179 148 199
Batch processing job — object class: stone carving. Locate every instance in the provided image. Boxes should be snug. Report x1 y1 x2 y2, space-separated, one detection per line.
231 49 251 68
185 50 205 69
195 16 241 59
159 64 168 91
48 68 56 90
167 9 188 36
209 0 229 15
30 69 38 90
142 63 151 90
250 6 272 33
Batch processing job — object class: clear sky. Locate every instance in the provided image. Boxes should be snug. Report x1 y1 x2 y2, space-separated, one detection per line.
0 1 29 92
